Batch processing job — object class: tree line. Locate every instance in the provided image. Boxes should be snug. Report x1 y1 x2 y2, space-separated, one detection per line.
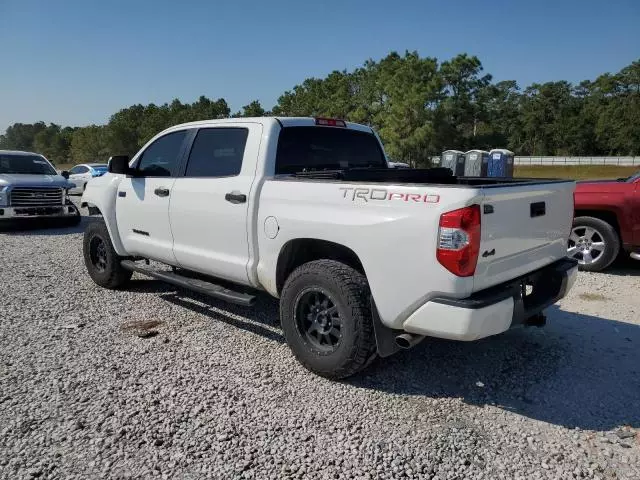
1 53 638 166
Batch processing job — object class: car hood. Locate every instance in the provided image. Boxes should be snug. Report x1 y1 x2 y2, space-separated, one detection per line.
0 173 74 189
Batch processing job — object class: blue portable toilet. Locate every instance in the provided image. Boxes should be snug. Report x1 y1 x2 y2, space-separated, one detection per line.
441 150 466 176
464 150 490 177
488 149 515 177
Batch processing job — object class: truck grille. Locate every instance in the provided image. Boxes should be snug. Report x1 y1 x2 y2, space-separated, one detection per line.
10 187 64 206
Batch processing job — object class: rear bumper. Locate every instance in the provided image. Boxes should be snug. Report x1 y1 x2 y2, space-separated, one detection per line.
0 204 79 220
402 258 579 341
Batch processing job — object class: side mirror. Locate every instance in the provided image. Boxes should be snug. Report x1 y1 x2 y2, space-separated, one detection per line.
61 170 70 179
108 155 132 175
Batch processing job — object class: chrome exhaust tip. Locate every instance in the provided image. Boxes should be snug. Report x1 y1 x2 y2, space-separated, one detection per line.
395 333 424 350
630 252 640 261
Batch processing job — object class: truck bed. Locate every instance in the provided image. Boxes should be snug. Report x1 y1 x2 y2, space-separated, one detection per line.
278 167 570 187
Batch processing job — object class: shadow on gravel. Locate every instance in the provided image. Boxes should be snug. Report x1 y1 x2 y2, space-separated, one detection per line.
604 257 640 277
159 292 285 344
0 216 99 236
351 306 640 432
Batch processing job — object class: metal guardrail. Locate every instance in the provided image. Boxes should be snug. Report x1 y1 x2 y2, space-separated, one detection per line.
514 156 640 166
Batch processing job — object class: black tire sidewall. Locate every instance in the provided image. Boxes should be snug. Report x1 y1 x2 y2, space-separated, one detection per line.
280 264 369 377
572 216 620 272
83 222 124 287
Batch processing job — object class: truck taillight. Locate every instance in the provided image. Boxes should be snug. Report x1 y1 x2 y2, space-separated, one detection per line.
436 204 481 277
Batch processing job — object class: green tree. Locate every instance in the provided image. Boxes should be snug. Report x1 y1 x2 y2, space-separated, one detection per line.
71 126 110 164
594 61 640 155
0 122 47 151
33 123 75 163
234 100 267 117
437 54 492 150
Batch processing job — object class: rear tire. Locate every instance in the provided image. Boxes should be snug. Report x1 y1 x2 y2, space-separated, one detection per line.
280 260 376 379
568 216 620 272
83 221 132 288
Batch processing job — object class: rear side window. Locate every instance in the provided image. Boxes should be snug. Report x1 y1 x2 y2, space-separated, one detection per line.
184 128 249 177
137 130 187 177
275 127 386 174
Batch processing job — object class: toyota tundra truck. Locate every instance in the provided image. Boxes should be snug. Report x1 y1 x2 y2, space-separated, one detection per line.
80 117 578 379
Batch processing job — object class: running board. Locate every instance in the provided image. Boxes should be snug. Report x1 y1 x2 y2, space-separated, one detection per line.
120 260 256 307
631 252 640 261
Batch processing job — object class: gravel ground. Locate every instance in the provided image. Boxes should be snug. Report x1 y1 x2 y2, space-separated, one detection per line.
1 209 639 480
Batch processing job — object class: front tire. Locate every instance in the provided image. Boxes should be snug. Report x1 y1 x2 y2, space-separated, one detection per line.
280 260 377 379
568 216 620 272
83 221 132 288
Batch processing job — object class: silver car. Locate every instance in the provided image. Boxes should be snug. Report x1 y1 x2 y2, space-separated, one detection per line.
67 163 108 194
0 150 79 225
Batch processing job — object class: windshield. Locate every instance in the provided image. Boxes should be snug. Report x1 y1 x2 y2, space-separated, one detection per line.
0 154 57 175
627 170 640 182
275 127 386 174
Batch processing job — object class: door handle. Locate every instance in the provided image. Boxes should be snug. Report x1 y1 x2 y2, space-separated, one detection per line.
154 187 170 197
225 191 247 204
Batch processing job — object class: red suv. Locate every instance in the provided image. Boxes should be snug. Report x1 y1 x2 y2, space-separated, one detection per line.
570 170 640 271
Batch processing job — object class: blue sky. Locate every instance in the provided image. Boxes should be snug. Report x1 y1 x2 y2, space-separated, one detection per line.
0 0 638 133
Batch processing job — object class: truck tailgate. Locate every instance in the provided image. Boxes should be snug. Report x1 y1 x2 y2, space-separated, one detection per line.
473 181 575 292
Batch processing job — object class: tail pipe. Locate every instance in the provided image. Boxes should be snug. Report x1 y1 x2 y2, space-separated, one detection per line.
630 252 640 261
395 333 424 350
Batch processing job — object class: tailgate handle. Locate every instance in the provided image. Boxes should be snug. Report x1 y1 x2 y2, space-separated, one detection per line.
530 201 546 218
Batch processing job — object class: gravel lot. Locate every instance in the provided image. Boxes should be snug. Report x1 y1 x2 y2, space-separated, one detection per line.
1 209 639 480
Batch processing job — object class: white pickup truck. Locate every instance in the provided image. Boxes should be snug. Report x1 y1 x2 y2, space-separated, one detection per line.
81 117 578 379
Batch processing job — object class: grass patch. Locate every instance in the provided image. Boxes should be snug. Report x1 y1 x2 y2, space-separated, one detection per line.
578 292 609 302
515 165 637 181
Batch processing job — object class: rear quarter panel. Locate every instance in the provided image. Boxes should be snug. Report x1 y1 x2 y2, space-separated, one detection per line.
256 179 480 328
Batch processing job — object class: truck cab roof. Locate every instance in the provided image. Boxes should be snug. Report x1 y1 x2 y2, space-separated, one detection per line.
155 117 375 136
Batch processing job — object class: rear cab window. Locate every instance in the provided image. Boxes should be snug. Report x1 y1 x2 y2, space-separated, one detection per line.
275 126 386 174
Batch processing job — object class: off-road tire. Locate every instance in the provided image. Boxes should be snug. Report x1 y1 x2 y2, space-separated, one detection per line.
280 260 377 379
571 216 620 272
83 221 132 289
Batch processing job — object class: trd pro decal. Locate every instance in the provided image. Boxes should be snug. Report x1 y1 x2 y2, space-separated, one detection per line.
339 187 440 204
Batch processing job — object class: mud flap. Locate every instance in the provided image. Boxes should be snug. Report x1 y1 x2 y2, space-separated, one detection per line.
370 297 403 358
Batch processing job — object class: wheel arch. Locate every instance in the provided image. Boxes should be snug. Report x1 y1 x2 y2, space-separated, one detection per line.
275 238 365 295
574 209 621 238
81 181 128 256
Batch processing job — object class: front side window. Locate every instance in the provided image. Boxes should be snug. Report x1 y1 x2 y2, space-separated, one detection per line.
0 154 57 175
184 128 249 177
137 130 187 177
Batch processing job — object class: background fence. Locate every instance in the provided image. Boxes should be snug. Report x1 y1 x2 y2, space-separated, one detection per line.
513 156 640 166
